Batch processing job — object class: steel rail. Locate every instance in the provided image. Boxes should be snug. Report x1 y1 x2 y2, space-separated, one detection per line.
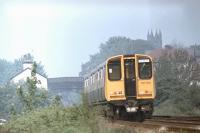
111 116 200 132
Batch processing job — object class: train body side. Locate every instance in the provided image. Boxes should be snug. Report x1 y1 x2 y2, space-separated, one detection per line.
84 63 107 104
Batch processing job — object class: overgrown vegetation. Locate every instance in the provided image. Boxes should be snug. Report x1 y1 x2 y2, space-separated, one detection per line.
1 94 134 133
1 59 133 133
154 47 200 116
0 60 49 119
16 62 49 112
0 84 20 119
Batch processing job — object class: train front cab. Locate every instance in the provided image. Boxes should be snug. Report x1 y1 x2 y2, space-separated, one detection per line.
105 54 155 119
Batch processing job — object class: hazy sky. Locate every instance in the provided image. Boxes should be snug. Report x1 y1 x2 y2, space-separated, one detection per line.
0 0 199 77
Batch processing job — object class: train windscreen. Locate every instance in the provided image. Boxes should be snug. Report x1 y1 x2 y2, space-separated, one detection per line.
108 59 121 81
138 58 152 79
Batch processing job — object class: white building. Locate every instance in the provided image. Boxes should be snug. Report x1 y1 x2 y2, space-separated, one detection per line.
10 61 48 90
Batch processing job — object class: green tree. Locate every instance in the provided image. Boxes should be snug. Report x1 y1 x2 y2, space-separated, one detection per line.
0 84 21 119
16 62 49 112
155 47 200 115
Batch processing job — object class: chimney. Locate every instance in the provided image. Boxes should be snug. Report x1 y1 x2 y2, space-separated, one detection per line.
23 60 33 70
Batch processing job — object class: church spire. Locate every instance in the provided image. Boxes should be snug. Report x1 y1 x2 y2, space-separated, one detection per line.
150 29 153 37
159 29 162 38
155 29 159 38
147 29 163 49
147 30 150 40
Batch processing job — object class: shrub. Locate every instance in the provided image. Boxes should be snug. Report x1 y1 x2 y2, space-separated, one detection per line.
4 94 136 133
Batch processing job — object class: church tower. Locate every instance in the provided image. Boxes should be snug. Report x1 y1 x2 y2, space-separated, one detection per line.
147 29 162 49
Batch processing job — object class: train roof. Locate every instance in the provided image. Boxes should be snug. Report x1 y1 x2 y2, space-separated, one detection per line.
83 54 152 79
83 61 106 79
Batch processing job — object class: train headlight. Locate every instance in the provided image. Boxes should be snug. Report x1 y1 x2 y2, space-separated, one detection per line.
126 107 137 112
126 107 131 112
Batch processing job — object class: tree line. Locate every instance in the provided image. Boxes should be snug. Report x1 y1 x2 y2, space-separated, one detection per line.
80 36 200 116
79 36 155 76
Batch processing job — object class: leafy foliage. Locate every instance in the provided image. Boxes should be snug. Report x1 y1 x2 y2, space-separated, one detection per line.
0 85 21 119
16 62 49 112
0 60 20 85
0 61 50 119
154 47 200 116
3 94 134 133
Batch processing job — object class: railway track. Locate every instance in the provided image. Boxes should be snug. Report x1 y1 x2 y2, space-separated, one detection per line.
112 116 200 132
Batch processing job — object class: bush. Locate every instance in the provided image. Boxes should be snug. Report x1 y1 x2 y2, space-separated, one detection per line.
5 106 88 133
154 48 200 116
3 94 136 133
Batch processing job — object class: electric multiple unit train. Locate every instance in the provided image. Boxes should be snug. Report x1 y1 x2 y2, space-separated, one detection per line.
84 54 155 121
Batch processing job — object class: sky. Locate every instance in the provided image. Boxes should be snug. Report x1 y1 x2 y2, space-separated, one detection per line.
0 0 200 77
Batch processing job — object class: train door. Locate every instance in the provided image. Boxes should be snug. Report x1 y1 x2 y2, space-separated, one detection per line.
135 55 155 99
106 56 126 101
124 59 136 98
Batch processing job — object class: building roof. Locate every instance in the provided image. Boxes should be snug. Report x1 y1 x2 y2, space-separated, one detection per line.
10 68 47 81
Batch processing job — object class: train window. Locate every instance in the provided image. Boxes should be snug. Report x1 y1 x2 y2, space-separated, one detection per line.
86 80 87 86
108 59 121 81
138 58 152 79
92 75 94 84
85 80 87 87
125 59 135 79
90 76 93 84
99 69 102 79
97 71 100 80
99 70 101 79
87 79 89 86
95 72 98 80
92 74 96 83
102 67 105 79
99 71 101 80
